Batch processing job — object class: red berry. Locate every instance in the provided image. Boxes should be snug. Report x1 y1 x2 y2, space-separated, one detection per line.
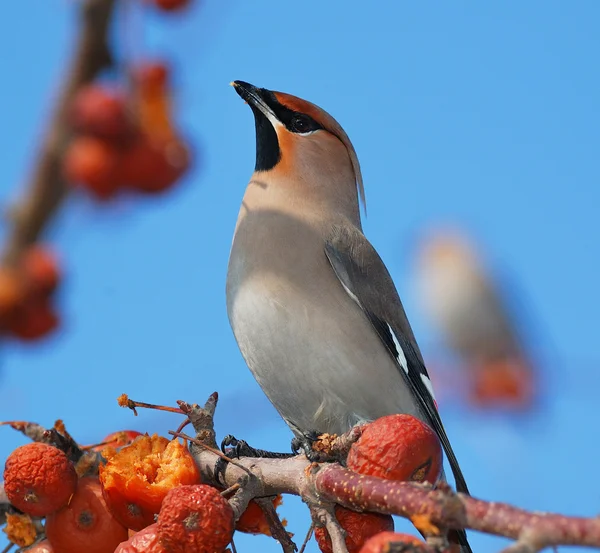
347 415 443 485
156 484 234 553
71 85 131 139
146 0 191 13
63 136 120 199
4 443 77 517
359 531 432 553
21 246 61 296
315 506 394 553
120 135 190 194
7 297 59 341
46 477 128 553
114 523 166 553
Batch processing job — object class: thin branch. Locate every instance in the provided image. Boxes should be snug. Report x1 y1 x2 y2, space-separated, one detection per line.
2 0 117 266
313 506 349 553
255 497 297 553
298 524 314 553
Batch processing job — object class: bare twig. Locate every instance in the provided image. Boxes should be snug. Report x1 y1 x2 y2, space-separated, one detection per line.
255 496 297 553
298 524 314 553
313 506 349 553
2 0 117 266
178 394 218 449
168 430 253 479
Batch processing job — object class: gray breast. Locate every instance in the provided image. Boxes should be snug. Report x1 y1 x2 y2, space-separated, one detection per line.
226 209 421 436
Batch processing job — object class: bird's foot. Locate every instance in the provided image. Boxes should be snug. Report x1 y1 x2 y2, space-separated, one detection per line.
291 431 339 463
214 435 295 486
221 435 295 459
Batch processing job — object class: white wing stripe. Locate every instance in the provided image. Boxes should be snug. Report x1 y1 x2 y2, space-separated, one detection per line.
387 323 409 375
420 373 437 401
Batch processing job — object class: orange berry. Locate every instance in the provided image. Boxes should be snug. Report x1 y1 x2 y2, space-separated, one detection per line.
236 495 284 536
46 476 128 553
120 135 190 194
21 246 60 296
134 62 170 91
71 85 131 140
22 539 54 552
315 506 394 553
7 297 59 341
347 415 442 485
156 484 234 553
470 358 534 408
99 435 200 530
63 136 120 199
3 442 77 517
0 268 26 321
115 523 166 553
359 531 431 553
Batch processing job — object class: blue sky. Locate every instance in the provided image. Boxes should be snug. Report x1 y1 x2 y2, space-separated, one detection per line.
1 2 599 552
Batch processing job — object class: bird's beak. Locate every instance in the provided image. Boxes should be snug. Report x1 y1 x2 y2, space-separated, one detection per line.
232 80 277 121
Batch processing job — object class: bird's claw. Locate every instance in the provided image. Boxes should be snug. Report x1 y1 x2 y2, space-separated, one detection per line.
221 434 294 460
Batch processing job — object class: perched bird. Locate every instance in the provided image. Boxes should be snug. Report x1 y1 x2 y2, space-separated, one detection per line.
414 229 535 408
226 81 471 549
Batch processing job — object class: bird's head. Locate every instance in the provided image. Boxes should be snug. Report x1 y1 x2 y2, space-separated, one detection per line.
232 81 365 212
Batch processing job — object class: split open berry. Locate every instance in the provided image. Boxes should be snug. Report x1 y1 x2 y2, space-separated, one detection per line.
156 484 234 553
347 414 442 485
46 476 128 553
359 531 432 553
236 495 284 536
99 435 200 530
315 506 394 553
4 442 77 517
3 512 37 547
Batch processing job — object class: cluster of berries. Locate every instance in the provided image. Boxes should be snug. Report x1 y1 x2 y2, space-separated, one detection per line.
0 247 60 341
64 62 190 200
0 414 445 553
0 0 198 343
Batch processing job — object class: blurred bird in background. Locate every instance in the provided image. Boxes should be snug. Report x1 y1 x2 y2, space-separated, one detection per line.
414 228 536 410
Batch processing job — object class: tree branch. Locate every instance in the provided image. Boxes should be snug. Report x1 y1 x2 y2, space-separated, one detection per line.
2 395 598 553
186 395 600 553
2 0 116 266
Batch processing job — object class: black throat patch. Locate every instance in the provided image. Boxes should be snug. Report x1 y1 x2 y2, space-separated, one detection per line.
251 103 281 172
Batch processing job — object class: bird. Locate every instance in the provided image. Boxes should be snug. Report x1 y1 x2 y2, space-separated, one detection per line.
226 81 471 550
414 228 535 408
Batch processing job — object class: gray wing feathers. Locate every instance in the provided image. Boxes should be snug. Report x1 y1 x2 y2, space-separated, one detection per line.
324 223 470 497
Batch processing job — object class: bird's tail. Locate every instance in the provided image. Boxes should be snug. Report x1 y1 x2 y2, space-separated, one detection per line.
438 469 473 553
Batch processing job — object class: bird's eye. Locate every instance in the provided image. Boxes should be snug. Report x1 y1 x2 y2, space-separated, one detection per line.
290 115 311 133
